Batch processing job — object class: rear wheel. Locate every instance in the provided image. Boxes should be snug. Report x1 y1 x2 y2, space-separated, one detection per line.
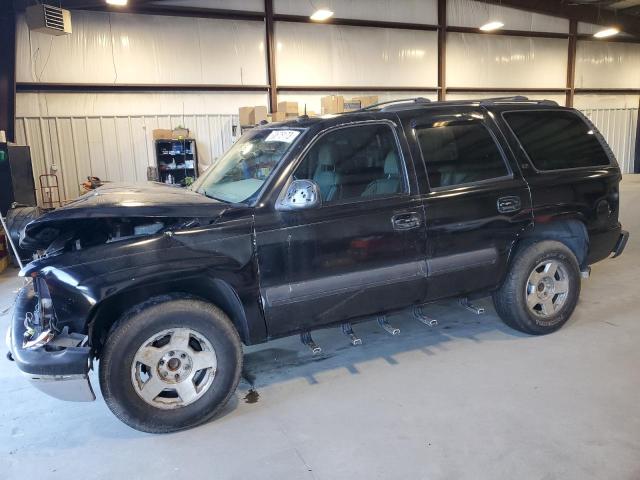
493 240 581 335
99 296 242 433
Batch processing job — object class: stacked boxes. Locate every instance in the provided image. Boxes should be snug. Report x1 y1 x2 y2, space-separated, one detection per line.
321 95 345 115
239 105 275 126
320 95 379 114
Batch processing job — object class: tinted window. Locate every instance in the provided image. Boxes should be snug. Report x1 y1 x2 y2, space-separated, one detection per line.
504 110 610 170
293 123 406 203
415 121 509 189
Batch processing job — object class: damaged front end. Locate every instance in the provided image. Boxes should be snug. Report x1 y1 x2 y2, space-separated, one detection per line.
8 282 96 402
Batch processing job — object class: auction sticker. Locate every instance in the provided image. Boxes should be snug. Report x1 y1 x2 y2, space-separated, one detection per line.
265 130 300 143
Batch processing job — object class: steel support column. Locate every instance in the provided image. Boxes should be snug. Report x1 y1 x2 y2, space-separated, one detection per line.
265 0 277 113
437 0 446 102
0 5 16 142
566 20 577 107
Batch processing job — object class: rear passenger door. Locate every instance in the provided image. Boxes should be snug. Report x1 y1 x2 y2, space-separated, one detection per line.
400 107 533 300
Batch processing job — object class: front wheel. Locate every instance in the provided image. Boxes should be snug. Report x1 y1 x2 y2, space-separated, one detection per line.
493 240 581 335
99 296 242 433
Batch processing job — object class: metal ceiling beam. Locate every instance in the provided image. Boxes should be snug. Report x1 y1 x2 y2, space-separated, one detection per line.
482 0 640 37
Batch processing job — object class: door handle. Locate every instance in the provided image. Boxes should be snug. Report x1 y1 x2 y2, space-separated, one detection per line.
392 212 422 231
497 196 521 213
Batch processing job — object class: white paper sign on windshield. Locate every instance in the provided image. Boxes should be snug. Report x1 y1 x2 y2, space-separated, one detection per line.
265 130 300 143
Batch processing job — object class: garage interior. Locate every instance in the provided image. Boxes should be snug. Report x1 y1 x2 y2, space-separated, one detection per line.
1 0 639 478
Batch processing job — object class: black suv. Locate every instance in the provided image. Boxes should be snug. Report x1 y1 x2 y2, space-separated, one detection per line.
7 97 628 432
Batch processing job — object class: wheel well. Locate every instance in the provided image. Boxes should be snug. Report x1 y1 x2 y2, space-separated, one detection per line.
88 277 250 355
517 219 589 268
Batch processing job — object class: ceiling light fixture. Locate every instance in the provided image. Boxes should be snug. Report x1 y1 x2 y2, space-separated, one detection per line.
594 27 619 38
106 0 128 5
480 21 504 32
310 9 334 21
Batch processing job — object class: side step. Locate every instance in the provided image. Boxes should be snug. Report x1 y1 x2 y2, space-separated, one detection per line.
341 322 362 346
459 298 485 315
377 315 400 335
300 331 322 355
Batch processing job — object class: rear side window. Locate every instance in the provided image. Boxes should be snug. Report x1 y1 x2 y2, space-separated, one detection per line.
415 121 509 189
503 110 611 171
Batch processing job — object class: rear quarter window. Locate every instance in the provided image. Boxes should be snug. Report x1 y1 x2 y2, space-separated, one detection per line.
503 110 611 171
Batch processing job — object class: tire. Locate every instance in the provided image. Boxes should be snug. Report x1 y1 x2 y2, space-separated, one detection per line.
99 295 242 433
493 240 581 335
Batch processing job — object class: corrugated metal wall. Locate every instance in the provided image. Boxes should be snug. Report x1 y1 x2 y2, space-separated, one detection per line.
581 108 638 174
14 114 238 205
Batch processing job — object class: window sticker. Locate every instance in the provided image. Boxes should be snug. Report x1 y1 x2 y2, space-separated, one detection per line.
265 130 300 143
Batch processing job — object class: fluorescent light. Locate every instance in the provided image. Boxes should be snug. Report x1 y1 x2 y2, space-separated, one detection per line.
106 0 127 5
310 9 334 21
594 27 619 38
480 21 504 32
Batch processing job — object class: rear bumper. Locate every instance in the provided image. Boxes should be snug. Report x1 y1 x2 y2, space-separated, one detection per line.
611 230 629 258
8 285 95 402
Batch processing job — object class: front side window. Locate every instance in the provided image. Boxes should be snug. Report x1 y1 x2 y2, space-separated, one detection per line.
503 110 611 171
192 128 302 203
293 123 406 204
415 121 509 189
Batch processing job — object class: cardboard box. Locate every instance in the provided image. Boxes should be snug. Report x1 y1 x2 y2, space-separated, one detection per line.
251 106 268 125
286 113 298 119
278 101 298 115
343 100 362 112
352 95 378 108
321 95 345 114
172 128 189 139
272 111 287 122
239 107 254 127
153 129 173 140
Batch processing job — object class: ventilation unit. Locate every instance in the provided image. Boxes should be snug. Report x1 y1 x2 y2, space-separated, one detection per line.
26 4 72 36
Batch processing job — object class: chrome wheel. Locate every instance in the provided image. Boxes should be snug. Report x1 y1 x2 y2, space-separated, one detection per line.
525 260 570 318
130 328 217 410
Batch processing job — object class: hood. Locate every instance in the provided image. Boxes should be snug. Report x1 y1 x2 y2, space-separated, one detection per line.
36 182 229 220
22 182 243 251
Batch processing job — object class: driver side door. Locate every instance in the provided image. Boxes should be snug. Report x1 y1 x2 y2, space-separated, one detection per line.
254 119 428 338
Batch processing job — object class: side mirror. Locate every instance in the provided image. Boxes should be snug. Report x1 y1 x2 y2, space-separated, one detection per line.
277 179 322 211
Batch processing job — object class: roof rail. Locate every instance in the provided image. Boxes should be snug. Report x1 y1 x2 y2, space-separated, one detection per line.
479 96 559 106
356 97 431 112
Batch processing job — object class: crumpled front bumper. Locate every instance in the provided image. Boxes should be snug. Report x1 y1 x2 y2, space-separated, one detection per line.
8 285 95 402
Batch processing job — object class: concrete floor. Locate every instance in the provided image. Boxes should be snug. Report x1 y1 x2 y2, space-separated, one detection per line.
1 177 639 480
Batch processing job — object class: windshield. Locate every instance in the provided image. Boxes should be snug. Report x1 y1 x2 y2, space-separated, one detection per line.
192 128 303 203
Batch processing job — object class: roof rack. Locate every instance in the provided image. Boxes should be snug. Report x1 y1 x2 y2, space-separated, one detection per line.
356 97 431 112
479 96 559 106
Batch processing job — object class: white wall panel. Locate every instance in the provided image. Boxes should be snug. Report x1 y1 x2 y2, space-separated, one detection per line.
448 0 569 33
16 92 268 117
575 41 640 89
574 94 640 109
580 107 638 174
277 91 438 114
445 92 567 105
446 33 568 88
274 0 437 24
16 11 266 85
276 23 438 87
15 92 252 202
